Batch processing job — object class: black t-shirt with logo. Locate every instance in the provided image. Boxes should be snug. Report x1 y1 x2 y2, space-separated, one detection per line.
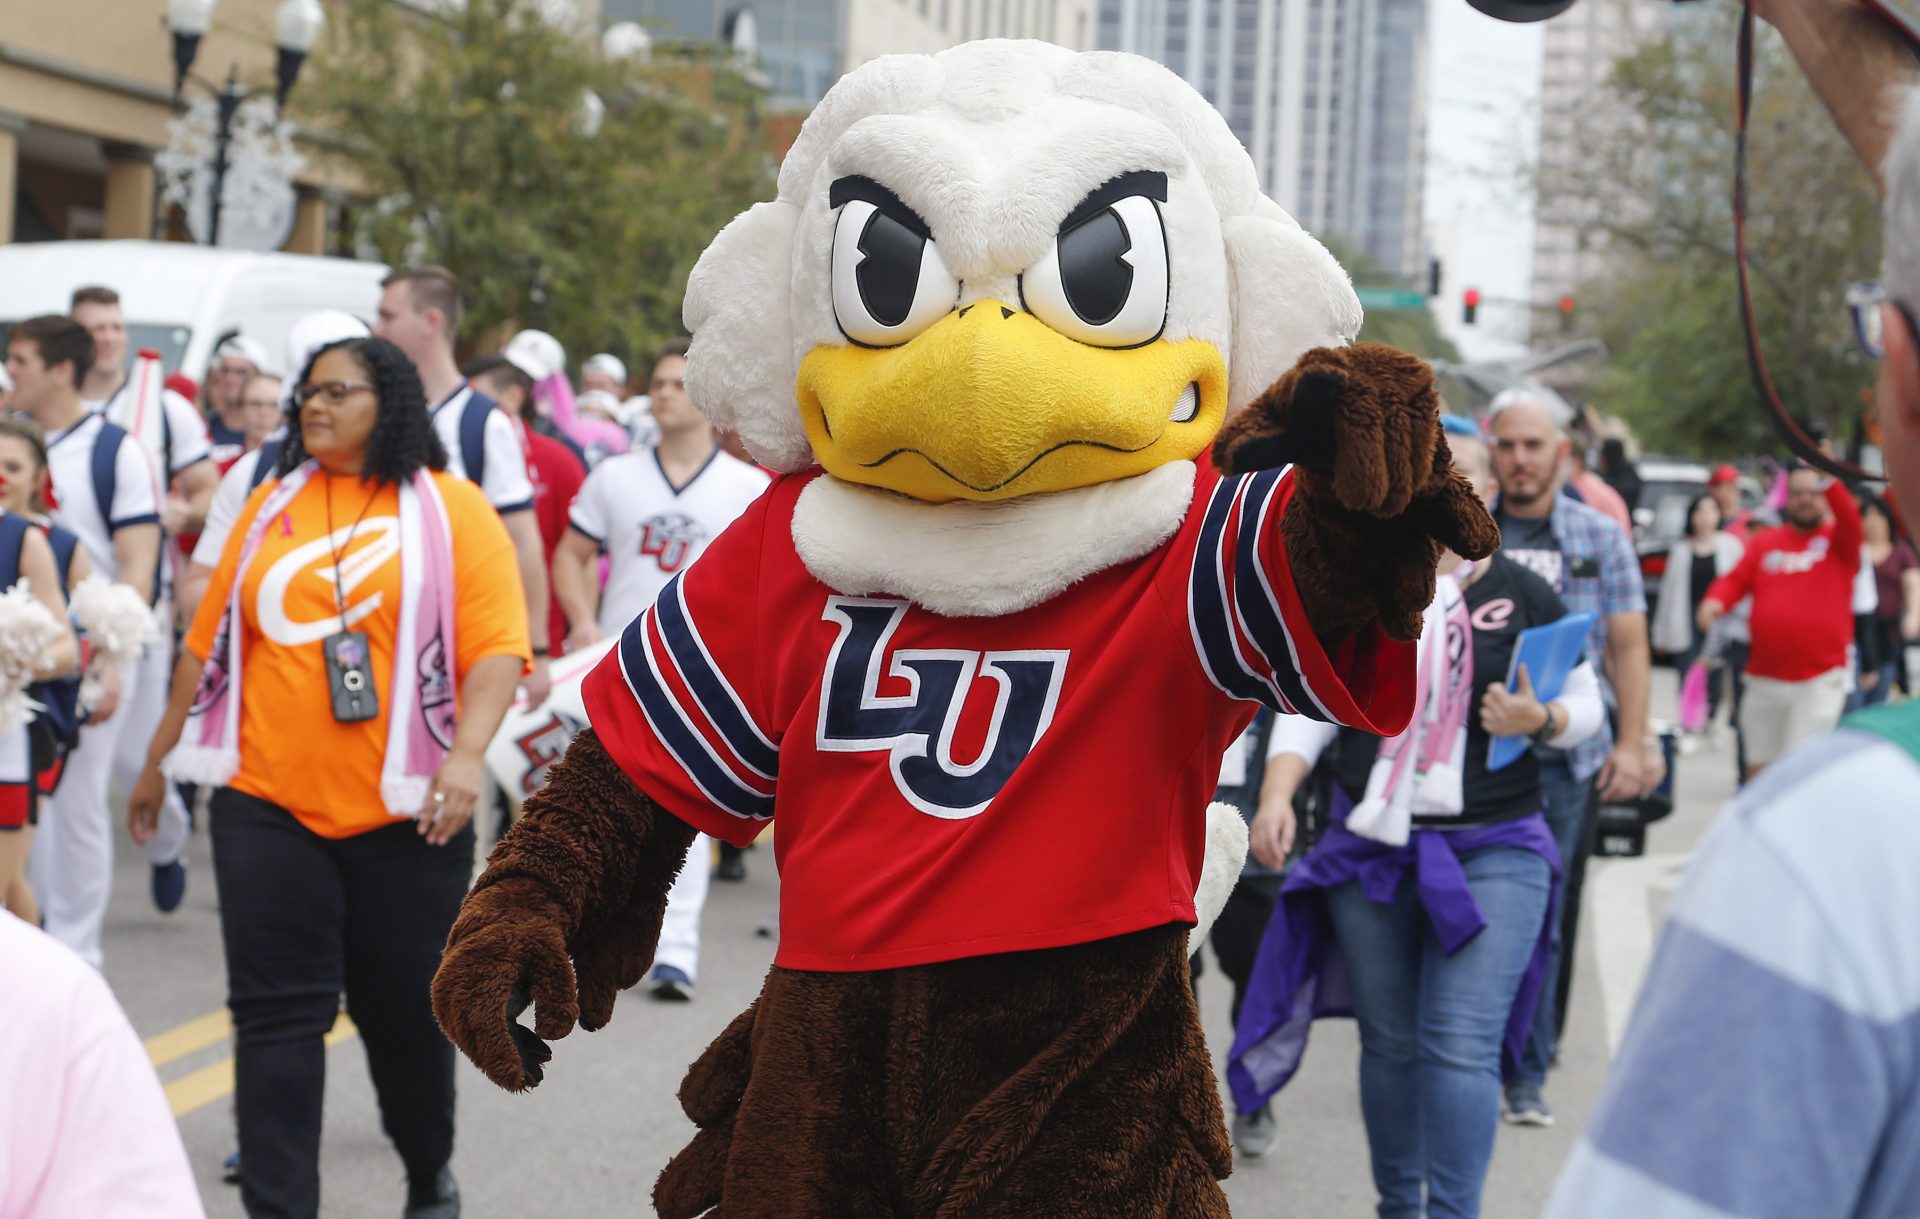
1497 507 1564 592
1323 553 1577 825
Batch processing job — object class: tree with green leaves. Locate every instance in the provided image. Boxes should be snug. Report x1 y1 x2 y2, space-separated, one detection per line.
303 0 775 367
1538 13 1879 458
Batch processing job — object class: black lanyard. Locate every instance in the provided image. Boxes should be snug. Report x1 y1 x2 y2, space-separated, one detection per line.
322 476 380 632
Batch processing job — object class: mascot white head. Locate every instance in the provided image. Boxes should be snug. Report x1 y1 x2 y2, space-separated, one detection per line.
685 39 1361 513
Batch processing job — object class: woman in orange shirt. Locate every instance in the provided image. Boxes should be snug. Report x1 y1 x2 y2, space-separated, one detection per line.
131 337 530 1219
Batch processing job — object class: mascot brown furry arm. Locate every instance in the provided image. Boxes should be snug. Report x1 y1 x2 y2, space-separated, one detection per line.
433 39 1497 1219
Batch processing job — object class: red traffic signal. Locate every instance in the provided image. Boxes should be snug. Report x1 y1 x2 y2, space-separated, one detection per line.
1558 294 1576 332
1462 287 1481 326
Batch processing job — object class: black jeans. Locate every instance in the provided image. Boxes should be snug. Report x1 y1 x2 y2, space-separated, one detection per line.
210 787 474 1219
1209 881 1279 1029
1725 640 1751 781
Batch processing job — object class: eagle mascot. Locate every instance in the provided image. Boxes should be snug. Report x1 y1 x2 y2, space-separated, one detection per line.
433 38 1498 1218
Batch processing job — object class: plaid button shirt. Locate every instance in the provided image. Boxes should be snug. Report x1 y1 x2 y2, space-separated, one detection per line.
1496 493 1648 780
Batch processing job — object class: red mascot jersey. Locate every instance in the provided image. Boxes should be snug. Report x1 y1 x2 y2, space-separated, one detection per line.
583 464 1412 971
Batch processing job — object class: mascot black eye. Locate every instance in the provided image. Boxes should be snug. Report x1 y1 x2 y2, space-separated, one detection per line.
830 198 960 348
1021 180 1169 349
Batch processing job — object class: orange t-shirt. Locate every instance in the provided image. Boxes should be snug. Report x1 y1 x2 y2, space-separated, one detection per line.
186 470 531 838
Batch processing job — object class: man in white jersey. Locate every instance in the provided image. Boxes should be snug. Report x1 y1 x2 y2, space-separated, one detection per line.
5 317 163 967
70 288 219 538
552 338 769 999
372 266 552 706
72 287 219 909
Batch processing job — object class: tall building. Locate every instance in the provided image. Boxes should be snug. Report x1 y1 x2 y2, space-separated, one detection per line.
1529 0 1664 322
605 0 1096 108
1094 0 1429 279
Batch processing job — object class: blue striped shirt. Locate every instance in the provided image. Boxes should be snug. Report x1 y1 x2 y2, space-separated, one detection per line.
1495 494 1645 780
1548 719 1920 1219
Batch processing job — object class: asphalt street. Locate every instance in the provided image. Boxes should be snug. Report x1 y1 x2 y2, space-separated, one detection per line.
103 672 1737 1218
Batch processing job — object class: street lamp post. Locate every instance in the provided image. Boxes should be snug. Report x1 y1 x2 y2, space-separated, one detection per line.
166 0 325 247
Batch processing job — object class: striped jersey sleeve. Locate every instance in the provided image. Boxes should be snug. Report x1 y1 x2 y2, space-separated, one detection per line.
580 498 778 847
1547 728 1920 1219
1185 467 1414 736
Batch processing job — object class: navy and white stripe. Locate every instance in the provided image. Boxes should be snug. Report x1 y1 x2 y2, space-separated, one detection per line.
1188 474 1273 705
1188 469 1340 722
652 576 779 780
1232 469 1337 723
614 578 776 821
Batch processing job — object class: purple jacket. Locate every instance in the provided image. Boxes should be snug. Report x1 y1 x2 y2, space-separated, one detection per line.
1225 792 1561 1117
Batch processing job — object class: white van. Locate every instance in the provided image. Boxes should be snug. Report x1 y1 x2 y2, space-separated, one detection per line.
0 240 387 378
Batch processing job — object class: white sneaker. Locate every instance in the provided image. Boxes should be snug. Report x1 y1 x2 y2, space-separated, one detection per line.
1502 1086 1555 1128
1232 1106 1279 1157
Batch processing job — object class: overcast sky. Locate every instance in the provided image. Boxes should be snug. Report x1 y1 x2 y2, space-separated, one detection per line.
1422 0 1545 363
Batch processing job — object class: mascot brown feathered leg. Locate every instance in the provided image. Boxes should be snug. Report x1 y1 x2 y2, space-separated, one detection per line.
432 345 1497 1219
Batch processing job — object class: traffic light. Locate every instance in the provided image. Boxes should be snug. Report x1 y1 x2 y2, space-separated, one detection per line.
1558 294 1576 333
1462 287 1480 326
1428 258 1442 297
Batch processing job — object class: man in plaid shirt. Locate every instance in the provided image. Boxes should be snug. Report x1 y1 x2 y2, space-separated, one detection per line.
1484 390 1663 1128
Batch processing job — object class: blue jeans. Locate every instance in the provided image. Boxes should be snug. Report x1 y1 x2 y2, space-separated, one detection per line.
1325 844 1552 1219
1516 757 1592 1089
1847 660 1899 712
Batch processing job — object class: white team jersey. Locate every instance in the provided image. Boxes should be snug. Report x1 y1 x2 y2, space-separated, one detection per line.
85 384 213 479
568 448 770 635
191 443 275 569
44 413 161 581
430 383 535 514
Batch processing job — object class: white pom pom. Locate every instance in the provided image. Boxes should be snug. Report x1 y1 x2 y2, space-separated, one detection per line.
0 579 71 735
69 576 160 668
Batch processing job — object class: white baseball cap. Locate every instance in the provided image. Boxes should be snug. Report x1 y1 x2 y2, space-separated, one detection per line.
583 352 628 384
283 310 371 410
575 389 625 423
503 329 566 383
216 334 274 375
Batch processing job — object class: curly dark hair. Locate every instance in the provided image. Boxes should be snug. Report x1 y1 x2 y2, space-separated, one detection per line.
278 337 447 485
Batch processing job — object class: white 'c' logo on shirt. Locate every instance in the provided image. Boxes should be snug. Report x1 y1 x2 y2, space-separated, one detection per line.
256 517 401 646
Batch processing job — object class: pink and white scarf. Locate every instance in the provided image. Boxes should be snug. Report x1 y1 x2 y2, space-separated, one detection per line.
164 460 459 816
1347 572 1475 846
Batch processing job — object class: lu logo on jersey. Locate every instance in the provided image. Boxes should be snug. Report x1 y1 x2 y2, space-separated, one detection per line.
514 709 587 794
638 512 707 573
815 598 1068 819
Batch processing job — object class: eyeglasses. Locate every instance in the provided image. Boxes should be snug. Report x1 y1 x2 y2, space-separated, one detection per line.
213 362 255 378
1846 283 1920 361
292 381 375 406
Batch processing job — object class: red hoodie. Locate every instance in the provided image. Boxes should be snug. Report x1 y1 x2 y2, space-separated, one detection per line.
1706 479 1863 681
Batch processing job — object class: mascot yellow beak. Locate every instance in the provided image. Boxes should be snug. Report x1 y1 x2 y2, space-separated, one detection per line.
797 306 1228 503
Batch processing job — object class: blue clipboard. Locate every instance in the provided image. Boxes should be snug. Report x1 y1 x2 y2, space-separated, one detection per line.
1486 611 1595 772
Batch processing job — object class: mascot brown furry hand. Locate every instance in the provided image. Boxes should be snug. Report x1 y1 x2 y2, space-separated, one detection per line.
432 39 1497 1219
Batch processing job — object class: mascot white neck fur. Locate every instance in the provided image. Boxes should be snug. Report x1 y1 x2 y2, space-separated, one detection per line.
683 38 1360 619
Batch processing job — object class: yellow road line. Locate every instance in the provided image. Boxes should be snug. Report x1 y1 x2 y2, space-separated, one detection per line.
145 1009 233 1069
164 1014 359 1119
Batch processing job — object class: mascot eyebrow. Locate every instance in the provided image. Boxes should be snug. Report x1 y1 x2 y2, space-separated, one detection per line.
1058 170 1169 231
826 169 1172 242
829 176 932 239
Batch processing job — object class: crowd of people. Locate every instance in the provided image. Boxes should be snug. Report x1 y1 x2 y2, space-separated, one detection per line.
0 268 768 1218
5 243 1916 1219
